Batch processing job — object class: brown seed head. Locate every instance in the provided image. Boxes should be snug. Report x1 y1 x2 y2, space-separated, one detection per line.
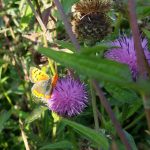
71 0 112 42
72 0 111 18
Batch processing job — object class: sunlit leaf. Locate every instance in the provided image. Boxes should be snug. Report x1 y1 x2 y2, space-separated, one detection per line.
38 47 132 85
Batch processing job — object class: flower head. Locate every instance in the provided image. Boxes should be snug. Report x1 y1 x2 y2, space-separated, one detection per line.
47 77 88 117
104 36 150 80
71 0 112 42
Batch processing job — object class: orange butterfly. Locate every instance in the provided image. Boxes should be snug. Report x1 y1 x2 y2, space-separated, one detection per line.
29 67 58 102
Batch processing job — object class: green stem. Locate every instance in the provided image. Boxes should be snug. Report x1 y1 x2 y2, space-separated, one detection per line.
89 80 99 132
90 80 100 150
69 128 79 150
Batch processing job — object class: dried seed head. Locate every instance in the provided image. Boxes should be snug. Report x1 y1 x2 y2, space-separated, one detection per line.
71 0 112 42
72 0 111 18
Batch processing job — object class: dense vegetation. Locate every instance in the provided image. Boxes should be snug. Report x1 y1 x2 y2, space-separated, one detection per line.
0 0 150 149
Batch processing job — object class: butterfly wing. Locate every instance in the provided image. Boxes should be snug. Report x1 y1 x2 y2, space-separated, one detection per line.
29 67 49 83
31 79 53 100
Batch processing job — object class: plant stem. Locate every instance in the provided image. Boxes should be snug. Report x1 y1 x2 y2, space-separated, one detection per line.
69 128 79 150
128 0 150 130
90 80 100 150
26 0 53 42
124 112 145 130
19 119 30 150
90 80 100 132
92 80 132 150
53 0 132 149
53 0 80 51
128 0 150 77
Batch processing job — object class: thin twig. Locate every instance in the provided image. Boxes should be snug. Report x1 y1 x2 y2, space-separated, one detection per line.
92 80 132 150
19 119 30 150
128 0 150 130
53 0 132 149
90 80 100 132
90 80 100 150
26 0 53 42
53 0 80 51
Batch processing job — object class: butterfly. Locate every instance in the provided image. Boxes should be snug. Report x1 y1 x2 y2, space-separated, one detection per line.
29 67 58 102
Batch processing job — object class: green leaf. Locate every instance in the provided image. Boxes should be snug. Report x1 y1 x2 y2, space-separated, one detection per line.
61 0 78 14
0 110 11 132
62 119 109 149
125 101 142 119
56 40 76 52
80 44 112 55
143 28 150 39
124 131 138 150
39 141 73 150
0 59 9 65
25 106 47 124
137 6 150 18
105 83 139 104
20 3 33 30
38 47 132 85
38 47 150 93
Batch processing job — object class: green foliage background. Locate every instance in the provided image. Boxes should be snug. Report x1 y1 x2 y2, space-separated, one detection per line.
0 0 150 149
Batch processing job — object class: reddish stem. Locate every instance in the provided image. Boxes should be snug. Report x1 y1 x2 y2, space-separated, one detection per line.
53 0 132 148
128 0 150 78
128 0 150 130
53 0 80 51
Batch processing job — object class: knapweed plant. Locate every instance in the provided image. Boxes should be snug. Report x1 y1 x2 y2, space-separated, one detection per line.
0 0 150 150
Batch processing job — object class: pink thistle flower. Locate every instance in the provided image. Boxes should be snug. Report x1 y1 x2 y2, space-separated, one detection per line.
104 36 150 80
47 77 88 117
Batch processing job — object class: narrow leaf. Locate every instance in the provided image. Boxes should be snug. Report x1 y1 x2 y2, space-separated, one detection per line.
62 119 109 149
39 141 73 150
56 40 76 52
38 47 150 93
38 47 131 85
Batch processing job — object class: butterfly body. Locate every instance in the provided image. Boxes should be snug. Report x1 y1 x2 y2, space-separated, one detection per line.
29 67 58 101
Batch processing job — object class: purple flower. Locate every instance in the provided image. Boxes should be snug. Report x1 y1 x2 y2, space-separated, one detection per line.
104 36 150 80
47 77 88 117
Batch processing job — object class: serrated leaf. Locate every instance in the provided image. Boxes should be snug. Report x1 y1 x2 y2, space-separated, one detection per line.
38 47 132 85
62 119 109 149
25 106 47 124
39 141 73 150
0 111 11 132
